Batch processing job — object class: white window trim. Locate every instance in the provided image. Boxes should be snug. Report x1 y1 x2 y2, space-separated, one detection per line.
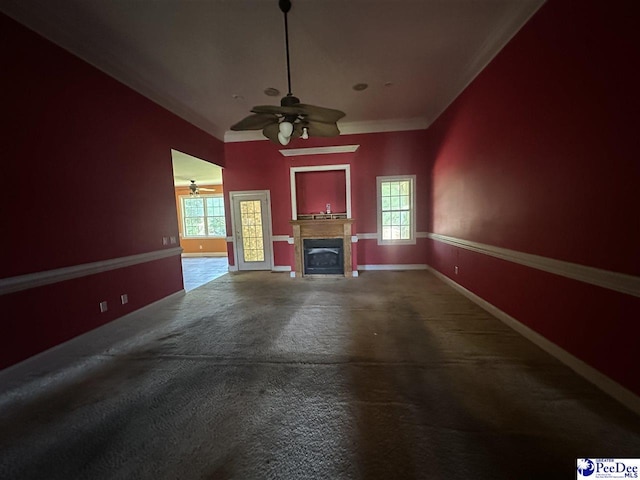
376 175 417 246
180 194 227 239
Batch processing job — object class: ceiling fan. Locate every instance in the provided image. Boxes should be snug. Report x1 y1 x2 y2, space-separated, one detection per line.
188 180 216 195
230 0 346 145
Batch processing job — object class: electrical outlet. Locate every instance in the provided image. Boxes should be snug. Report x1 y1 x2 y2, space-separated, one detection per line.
170 236 177 244
162 236 169 245
454 266 459 275
120 294 128 305
99 301 108 313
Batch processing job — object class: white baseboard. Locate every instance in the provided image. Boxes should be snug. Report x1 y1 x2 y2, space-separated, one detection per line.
228 265 239 272
426 266 640 416
181 252 227 258
359 264 428 271
272 266 292 272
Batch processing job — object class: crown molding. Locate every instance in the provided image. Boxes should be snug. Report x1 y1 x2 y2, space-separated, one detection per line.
223 117 430 143
338 118 431 135
426 1 543 131
279 145 359 157
1 2 226 141
223 130 266 142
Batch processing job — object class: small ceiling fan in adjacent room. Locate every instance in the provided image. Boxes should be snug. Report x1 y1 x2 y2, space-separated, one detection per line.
188 180 216 196
230 0 346 145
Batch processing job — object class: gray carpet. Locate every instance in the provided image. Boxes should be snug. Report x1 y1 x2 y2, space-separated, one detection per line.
1 271 638 479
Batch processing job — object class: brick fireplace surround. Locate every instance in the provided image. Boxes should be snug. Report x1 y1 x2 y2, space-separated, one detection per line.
290 218 354 277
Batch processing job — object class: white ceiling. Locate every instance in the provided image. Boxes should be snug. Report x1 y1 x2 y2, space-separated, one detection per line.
2 0 544 142
172 150 223 187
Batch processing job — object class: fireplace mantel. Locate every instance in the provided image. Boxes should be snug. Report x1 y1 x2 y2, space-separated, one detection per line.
290 218 354 277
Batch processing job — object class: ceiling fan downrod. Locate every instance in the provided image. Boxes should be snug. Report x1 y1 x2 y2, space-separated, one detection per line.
229 0 345 145
279 0 297 104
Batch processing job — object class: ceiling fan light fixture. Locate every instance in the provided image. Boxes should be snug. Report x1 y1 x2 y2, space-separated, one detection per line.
189 180 199 196
278 132 291 145
279 120 294 137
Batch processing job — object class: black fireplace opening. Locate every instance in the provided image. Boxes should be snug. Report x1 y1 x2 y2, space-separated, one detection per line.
303 238 344 275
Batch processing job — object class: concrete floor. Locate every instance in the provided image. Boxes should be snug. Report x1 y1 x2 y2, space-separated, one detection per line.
1 271 639 479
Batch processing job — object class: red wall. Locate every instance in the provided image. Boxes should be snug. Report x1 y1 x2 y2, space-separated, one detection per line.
296 170 347 215
1 14 224 368
1 257 184 368
223 130 431 268
426 0 640 394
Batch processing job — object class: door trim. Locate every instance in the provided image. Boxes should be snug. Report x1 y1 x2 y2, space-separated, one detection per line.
229 190 274 271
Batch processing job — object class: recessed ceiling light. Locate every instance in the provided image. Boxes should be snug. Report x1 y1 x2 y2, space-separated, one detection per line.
264 87 280 97
352 83 369 91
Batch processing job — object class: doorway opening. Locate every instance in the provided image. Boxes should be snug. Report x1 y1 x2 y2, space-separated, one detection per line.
171 149 228 290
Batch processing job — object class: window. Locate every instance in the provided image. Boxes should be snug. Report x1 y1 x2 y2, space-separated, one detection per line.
377 175 416 245
181 195 226 237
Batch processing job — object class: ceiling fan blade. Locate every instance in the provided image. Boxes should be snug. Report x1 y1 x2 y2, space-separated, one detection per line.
263 123 280 143
230 113 278 131
251 105 304 116
300 121 341 137
296 104 346 123
198 187 217 191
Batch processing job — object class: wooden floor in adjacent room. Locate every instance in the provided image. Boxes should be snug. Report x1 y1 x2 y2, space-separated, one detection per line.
1 270 638 479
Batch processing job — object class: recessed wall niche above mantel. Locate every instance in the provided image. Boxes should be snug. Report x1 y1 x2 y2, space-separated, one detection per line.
287 147 358 277
290 164 352 220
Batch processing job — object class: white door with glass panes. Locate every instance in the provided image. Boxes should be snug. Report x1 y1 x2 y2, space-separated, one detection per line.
231 191 273 271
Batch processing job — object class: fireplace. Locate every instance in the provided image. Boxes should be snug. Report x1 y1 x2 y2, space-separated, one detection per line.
290 218 353 277
303 238 344 275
